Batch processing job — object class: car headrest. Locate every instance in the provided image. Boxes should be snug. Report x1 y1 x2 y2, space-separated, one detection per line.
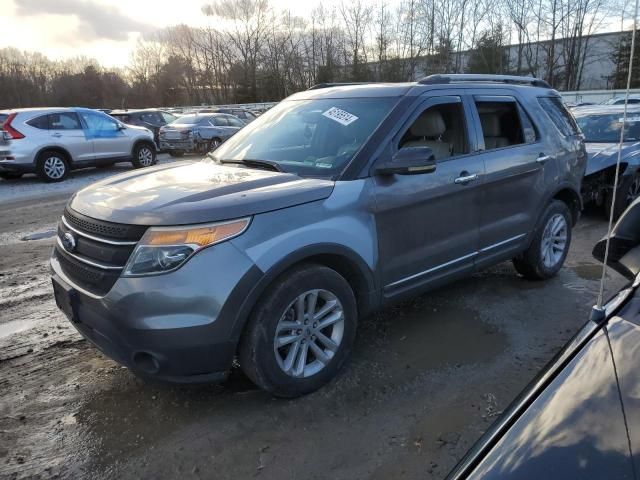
411 110 446 137
480 113 502 137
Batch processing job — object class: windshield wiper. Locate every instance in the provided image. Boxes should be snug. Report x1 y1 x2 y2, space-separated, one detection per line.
218 158 285 173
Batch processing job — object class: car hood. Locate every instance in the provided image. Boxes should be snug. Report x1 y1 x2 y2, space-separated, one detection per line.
68 159 335 225
585 142 640 176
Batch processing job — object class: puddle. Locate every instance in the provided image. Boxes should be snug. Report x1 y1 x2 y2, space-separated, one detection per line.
0 318 38 338
571 263 607 281
369 302 508 379
21 229 56 241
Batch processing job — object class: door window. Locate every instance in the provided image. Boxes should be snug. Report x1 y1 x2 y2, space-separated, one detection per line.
226 115 244 127
398 99 468 161
48 113 82 130
211 116 228 127
474 98 529 150
79 111 120 135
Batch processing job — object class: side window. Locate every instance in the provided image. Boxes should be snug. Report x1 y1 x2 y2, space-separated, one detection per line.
474 97 527 150
27 115 49 130
517 104 538 143
398 99 468 161
211 116 228 127
538 97 580 137
226 116 244 127
80 111 119 132
161 112 176 124
49 113 82 130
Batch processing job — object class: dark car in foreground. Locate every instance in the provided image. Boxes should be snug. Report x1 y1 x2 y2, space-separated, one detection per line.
576 105 640 217
158 113 243 156
448 198 640 480
109 109 177 148
50 75 585 397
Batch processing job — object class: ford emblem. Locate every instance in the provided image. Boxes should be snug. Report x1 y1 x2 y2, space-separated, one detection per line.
62 232 77 252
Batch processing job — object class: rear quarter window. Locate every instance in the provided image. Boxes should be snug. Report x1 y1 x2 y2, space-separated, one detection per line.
538 97 580 137
27 115 49 130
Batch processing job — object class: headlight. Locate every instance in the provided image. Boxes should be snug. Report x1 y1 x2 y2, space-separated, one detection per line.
123 218 250 276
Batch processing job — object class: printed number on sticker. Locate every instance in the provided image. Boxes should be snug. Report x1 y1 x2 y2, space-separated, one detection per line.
322 107 359 126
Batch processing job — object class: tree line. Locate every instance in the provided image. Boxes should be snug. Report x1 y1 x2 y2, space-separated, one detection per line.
0 0 629 109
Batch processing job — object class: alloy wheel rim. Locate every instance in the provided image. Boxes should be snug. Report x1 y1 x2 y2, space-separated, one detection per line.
274 289 345 378
43 156 65 179
540 213 567 268
139 147 153 166
626 177 640 204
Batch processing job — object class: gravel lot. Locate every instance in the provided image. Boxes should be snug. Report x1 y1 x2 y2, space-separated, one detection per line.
0 164 627 479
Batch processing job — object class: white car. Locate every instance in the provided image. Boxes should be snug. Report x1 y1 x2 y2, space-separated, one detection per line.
0 107 156 182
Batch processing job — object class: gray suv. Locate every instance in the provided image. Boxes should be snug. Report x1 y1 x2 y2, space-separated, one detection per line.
51 75 586 397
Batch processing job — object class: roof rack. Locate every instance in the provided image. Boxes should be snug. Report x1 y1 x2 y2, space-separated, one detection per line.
418 74 551 89
307 82 368 90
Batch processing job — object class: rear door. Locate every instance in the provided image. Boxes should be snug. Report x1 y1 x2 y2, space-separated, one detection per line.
46 112 94 163
469 92 550 267
78 110 130 159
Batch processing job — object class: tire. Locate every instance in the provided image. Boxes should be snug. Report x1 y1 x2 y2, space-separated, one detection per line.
513 200 572 280
169 150 184 158
131 143 156 168
239 264 358 398
209 138 222 152
36 150 69 182
605 173 640 220
0 172 23 180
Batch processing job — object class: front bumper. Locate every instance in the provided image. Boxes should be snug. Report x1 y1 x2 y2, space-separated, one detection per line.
50 241 263 383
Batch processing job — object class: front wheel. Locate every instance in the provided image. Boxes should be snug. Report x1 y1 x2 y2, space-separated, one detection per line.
131 143 156 168
513 200 572 280
239 264 357 398
605 173 640 219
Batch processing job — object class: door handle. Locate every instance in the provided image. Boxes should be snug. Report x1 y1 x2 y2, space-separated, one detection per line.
537 154 552 164
454 173 478 185
52 133 62 138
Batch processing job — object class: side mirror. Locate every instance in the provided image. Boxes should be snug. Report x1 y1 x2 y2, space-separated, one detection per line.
593 198 640 280
374 147 436 176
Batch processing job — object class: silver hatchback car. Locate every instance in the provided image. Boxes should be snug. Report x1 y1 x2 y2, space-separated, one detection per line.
0 107 156 182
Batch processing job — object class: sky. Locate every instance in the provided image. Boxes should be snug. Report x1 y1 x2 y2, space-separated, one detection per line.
0 0 331 68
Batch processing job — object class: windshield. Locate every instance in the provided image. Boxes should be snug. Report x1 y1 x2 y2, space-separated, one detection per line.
210 97 397 177
575 113 640 143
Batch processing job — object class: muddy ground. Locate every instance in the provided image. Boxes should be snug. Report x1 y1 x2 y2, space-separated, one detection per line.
0 181 627 479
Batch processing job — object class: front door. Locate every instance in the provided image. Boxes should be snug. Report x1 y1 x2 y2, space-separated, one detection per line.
78 110 130 160
373 94 484 299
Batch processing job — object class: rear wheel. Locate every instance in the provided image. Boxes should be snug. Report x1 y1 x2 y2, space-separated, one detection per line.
131 143 156 168
0 172 23 180
513 200 572 280
605 172 640 219
36 150 68 182
239 264 357 398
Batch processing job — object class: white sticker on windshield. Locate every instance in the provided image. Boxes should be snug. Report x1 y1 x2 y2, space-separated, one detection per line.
619 116 640 123
322 107 359 126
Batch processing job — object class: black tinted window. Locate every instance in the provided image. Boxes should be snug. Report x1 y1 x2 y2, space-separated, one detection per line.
538 97 580 137
27 115 49 129
49 113 82 130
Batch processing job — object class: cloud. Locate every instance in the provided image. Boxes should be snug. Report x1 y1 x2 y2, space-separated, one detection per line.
13 0 155 41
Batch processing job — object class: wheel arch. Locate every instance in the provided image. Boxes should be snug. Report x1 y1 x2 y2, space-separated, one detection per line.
35 146 73 165
228 243 378 341
131 138 156 156
552 186 582 226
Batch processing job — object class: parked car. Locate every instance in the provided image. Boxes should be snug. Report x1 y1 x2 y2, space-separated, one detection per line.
198 107 257 123
50 75 585 397
0 108 156 182
602 95 640 105
575 105 640 217
447 197 640 480
158 113 243 156
109 109 177 147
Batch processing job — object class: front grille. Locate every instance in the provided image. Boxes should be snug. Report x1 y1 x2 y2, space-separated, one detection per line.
64 207 147 241
56 208 147 295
